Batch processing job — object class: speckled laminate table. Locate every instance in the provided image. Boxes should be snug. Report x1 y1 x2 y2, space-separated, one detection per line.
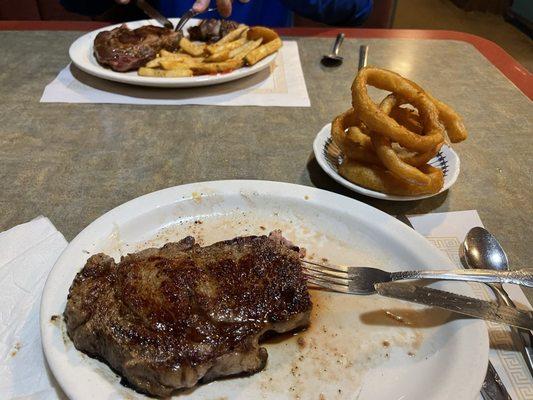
0 29 531 289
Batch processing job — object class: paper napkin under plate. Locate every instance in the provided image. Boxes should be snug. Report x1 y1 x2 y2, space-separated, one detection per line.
40 41 310 107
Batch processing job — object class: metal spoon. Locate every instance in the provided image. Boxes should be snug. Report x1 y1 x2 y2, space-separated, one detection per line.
321 33 345 67
461 226 533 377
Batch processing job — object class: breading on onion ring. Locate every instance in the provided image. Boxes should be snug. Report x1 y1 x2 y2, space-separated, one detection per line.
405 78 468 143
390 106 422 134
370 94 441 185
331 109 381 164
351 67 444 152
338 160 444 196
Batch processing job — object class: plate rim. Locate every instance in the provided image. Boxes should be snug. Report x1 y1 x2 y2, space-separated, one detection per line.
40 179 487 399
68 18 278 88
313 123 461 201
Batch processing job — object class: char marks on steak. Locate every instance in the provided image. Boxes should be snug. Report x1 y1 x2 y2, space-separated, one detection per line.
94 24 182 72
64 232 312 397
188 19 240 43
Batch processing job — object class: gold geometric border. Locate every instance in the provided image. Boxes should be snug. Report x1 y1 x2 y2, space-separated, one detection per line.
427 236 533 399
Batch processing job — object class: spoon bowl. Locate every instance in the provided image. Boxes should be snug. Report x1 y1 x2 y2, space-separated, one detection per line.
321 33 345 67
462 226 509 271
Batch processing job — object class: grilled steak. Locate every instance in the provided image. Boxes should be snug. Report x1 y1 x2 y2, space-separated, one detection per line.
188 19 240 42
93 24 181 72
64 232 311 397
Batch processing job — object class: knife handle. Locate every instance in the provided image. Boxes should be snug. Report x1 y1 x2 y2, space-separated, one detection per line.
391 269 533 288
490 283 533 376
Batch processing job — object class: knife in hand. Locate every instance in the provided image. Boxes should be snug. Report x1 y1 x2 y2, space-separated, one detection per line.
135 0 173 29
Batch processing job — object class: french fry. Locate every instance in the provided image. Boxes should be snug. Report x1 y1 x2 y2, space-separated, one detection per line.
137 24 280 78
145 58 163 68
191 59 243 75
204 49 230 63
229 38 263 60
138 67 193 77
247 26 279 43
206 36 247 55
159 60 194 71
215 25 248 46
159 49 194 59
244 38 282 66
179 37 206 57
146 56 203 68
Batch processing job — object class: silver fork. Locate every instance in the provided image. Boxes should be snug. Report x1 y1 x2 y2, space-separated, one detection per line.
302 260 533 294
175 7 217 32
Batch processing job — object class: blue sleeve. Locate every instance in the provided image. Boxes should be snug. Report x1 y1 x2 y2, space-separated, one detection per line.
282 0 373 26
60 0 114 16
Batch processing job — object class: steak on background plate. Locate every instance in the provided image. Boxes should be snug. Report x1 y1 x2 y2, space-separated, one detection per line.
64 231 312 397
188 19 240 43
93 24 182 72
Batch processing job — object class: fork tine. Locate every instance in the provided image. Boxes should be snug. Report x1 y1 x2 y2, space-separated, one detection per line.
302 268 351 285
175 9 194 31
306 277 350 294
302 263 349 279
304 272 350 287
301 259 348 274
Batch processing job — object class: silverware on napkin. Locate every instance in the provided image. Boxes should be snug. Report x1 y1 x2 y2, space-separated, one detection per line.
394 215 512 399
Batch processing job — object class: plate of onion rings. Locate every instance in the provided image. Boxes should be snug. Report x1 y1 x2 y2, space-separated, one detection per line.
313 124 460 201
314 67 467 201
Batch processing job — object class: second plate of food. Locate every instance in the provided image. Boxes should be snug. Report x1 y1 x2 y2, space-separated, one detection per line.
313 124 461 201
69 18 279 88
41 180 486 400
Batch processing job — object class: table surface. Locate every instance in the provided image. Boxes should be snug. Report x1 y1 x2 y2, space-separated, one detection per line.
0 28 531 296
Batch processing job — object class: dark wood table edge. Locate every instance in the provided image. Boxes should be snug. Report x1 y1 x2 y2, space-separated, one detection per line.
1 21 531 99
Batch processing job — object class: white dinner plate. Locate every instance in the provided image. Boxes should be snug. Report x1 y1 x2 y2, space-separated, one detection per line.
69 18 278 88
41 180 487 400
313 124 461 201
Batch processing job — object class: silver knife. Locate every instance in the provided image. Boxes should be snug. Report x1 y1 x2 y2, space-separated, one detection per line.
135 0 173 29
375 282 533 330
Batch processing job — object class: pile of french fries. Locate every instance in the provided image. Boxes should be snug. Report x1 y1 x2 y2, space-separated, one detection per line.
138 25 282 78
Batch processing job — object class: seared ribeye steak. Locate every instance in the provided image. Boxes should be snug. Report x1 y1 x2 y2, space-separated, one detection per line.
188 19 239 42
93 24 181 72
64 232 311 397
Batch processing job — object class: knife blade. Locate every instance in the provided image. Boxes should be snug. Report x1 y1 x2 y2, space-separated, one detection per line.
375 282 533 330
135 0 173 29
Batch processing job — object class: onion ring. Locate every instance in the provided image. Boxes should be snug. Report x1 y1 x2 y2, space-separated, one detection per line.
370 94 442 185
404 78 467 143
390 106 422 134
351 67 444 152
331 104 442 169
339 160 444 196
331 109 381 164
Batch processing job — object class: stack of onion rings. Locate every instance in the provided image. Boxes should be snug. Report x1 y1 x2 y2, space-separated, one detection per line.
331 67 467 196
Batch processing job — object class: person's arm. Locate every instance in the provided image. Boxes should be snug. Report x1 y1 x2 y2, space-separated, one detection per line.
60 0 116 15
282 0 373 26
62 0 251 18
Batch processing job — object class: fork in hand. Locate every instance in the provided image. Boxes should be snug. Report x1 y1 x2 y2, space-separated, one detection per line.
302 259 533 295
175 7 217 31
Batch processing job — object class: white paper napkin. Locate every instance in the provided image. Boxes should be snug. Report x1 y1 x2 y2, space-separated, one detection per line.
0 217 68 400
40 41 310 107
408 210 533 400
